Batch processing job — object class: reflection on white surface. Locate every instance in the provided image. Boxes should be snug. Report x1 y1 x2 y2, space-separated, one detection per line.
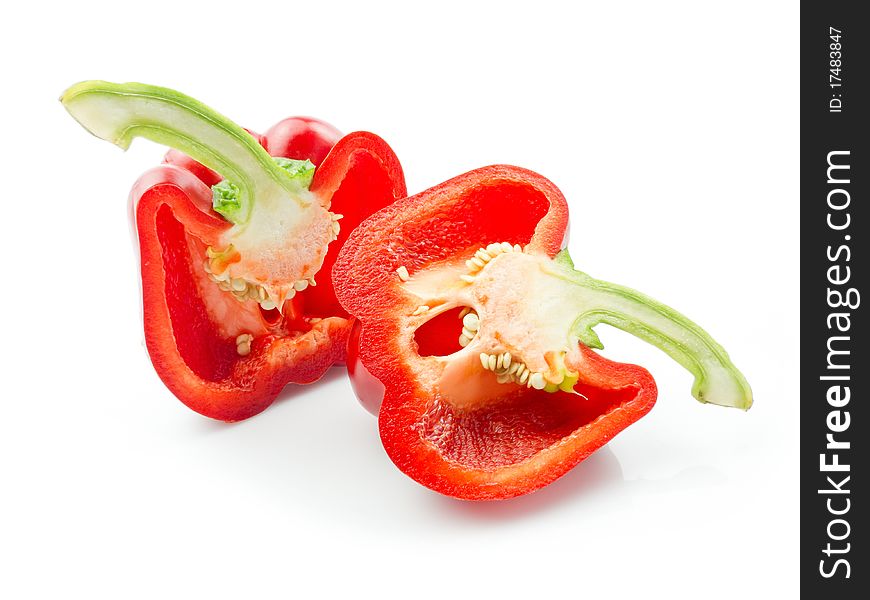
436 448 625 521
180 369 734 528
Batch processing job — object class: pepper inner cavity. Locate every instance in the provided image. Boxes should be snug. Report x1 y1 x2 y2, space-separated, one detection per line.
434 242 585 393
203 239 326 311
207 167 344 312
412 306 472 357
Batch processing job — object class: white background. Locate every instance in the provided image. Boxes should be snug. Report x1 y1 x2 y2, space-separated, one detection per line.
1 1 798 598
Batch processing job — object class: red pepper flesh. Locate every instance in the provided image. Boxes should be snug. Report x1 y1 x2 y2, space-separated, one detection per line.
126 120 405 421
63 82 407 421
334 165 749 500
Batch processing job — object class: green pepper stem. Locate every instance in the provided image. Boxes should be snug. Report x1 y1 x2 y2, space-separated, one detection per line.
553 251 752 409
61 81 301 223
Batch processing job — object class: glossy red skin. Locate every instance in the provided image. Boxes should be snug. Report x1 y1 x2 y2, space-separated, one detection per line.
263 117 342 167
133 118 406 421
347 321 384 416
333 166 657 500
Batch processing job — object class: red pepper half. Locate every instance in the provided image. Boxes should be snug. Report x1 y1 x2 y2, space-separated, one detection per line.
333 166 751 500
63 82 405 421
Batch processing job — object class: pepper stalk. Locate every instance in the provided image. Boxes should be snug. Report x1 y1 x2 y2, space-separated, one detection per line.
61 80 310 224
61 81 338 310
430 243 753 410
552 251 752 409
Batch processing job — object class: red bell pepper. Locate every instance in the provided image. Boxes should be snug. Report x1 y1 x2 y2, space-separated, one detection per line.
333 166 752 500
62 81 405 421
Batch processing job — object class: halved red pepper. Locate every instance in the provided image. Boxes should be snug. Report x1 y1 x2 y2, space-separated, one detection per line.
62 82 405 421
333 166 752 500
